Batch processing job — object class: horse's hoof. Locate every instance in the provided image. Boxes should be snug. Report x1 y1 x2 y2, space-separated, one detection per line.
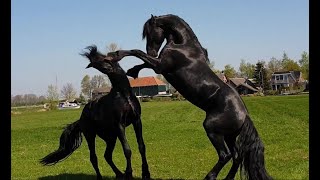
142 173 151 180
126 69 139 79
204 175 216 180
124 172 133 180
97 175 103 180
116 173 124 180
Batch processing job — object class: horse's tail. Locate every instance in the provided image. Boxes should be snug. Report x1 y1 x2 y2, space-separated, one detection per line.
40 120 83 165
237 116 272 180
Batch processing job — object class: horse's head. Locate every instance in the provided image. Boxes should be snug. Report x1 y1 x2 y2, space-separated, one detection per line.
81 45 124 75
142 15 165 57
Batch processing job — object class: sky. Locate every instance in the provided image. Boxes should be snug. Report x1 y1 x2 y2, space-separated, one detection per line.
11 0 309 96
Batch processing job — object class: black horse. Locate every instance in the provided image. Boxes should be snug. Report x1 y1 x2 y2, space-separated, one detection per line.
106 14 272 180
40 46 150 180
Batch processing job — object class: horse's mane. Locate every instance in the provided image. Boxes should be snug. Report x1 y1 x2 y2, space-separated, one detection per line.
143 14 200 42
142 19 151 40
142 14 209 63
80 45 106 63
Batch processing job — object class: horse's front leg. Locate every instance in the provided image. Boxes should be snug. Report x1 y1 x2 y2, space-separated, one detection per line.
106 50 162 74
127 63 155 79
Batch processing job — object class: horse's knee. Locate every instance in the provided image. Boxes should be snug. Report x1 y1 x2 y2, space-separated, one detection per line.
124 148 132 159
232 152 241 164
90 153 98 163
203 120 212 132
219 151 232 163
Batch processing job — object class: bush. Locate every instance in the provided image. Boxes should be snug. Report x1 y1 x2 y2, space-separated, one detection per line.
264 90 279 96
46 101 58 110
152 97 172 102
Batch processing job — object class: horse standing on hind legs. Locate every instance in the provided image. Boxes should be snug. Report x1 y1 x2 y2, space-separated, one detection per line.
106 14 273 180
40 45 150 180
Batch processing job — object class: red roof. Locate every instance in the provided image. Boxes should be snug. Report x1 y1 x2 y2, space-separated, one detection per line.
129 76 166 87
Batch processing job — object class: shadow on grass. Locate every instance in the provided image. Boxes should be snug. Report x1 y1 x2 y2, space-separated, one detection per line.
38 173 186 180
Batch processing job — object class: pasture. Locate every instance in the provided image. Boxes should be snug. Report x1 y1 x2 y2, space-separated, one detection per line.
11 95 309 179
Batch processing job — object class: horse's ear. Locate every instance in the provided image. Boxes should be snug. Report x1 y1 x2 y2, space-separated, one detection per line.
86 63 93 69
150 14 156 24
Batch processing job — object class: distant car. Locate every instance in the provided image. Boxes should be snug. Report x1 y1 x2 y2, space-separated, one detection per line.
58 101 80 110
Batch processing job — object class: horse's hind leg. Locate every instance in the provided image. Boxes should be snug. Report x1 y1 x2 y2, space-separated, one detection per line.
203 120 232 180
84 132 102 180
117 124 133 179
133 118 150 179
104 135 124 179
223 135 241 180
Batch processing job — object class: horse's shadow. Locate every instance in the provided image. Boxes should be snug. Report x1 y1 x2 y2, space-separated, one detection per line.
38 173 186 180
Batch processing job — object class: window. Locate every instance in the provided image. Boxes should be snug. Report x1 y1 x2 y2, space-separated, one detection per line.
279 75 283 80
276 76 280 80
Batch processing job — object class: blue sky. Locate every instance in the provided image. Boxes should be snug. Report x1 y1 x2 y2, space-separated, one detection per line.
11 0 309 96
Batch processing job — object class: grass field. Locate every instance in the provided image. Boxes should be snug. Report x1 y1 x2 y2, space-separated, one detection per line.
11 95 309 180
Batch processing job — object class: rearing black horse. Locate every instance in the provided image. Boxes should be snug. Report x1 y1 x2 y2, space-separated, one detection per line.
40 46 150 180
106 14 272 180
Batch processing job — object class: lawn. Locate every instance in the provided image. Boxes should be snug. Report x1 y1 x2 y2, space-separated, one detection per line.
11 95 309 179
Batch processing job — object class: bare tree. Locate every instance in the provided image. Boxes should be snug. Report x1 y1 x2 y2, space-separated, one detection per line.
11 95 23 106
106 43 121 53
24 94 38 106
47 84 59 101
81 75 92 99
60 83 77 100
91 75 108 90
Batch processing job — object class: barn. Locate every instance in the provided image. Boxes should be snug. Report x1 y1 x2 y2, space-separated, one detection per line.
129 76 167 97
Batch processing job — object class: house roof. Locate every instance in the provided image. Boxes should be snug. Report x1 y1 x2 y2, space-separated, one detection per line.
229 78 246 86
238 83 258 92
272 70 303 82
92 87 111 93
129 76 166 87
216 73 225 80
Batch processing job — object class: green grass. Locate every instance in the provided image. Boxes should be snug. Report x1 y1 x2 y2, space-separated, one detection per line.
11 95 309 179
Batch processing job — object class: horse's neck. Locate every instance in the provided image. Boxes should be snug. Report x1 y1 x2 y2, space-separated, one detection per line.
109 74 132 95
160 17 199 45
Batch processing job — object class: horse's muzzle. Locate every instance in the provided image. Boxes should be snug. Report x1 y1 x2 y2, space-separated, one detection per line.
147 49 158 57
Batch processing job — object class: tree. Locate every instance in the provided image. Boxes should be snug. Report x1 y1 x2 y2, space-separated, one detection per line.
24 94 38 106
11 95 23 106
38 95 47 104
281 52 300 71
47 84 59 101
81 75 92 99
267 57 282 73
60 83 77 100
91 75 108 89
223 64 237 78
106 43 121 53
282 60 300 71
299 51 309 80
239 59 255 78
207 60 215 69
77 93 87 105
105 43 121 85
156 74 176 93
253 61 270 91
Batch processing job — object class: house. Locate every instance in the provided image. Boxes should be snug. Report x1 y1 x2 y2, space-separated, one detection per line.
227 78 258 95
216 72 228 83
270 71 306 91
129 76 168 97
92 87 111 99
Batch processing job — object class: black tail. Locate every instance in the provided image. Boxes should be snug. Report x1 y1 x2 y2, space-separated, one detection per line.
40 120 83 165
237 116 272 180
